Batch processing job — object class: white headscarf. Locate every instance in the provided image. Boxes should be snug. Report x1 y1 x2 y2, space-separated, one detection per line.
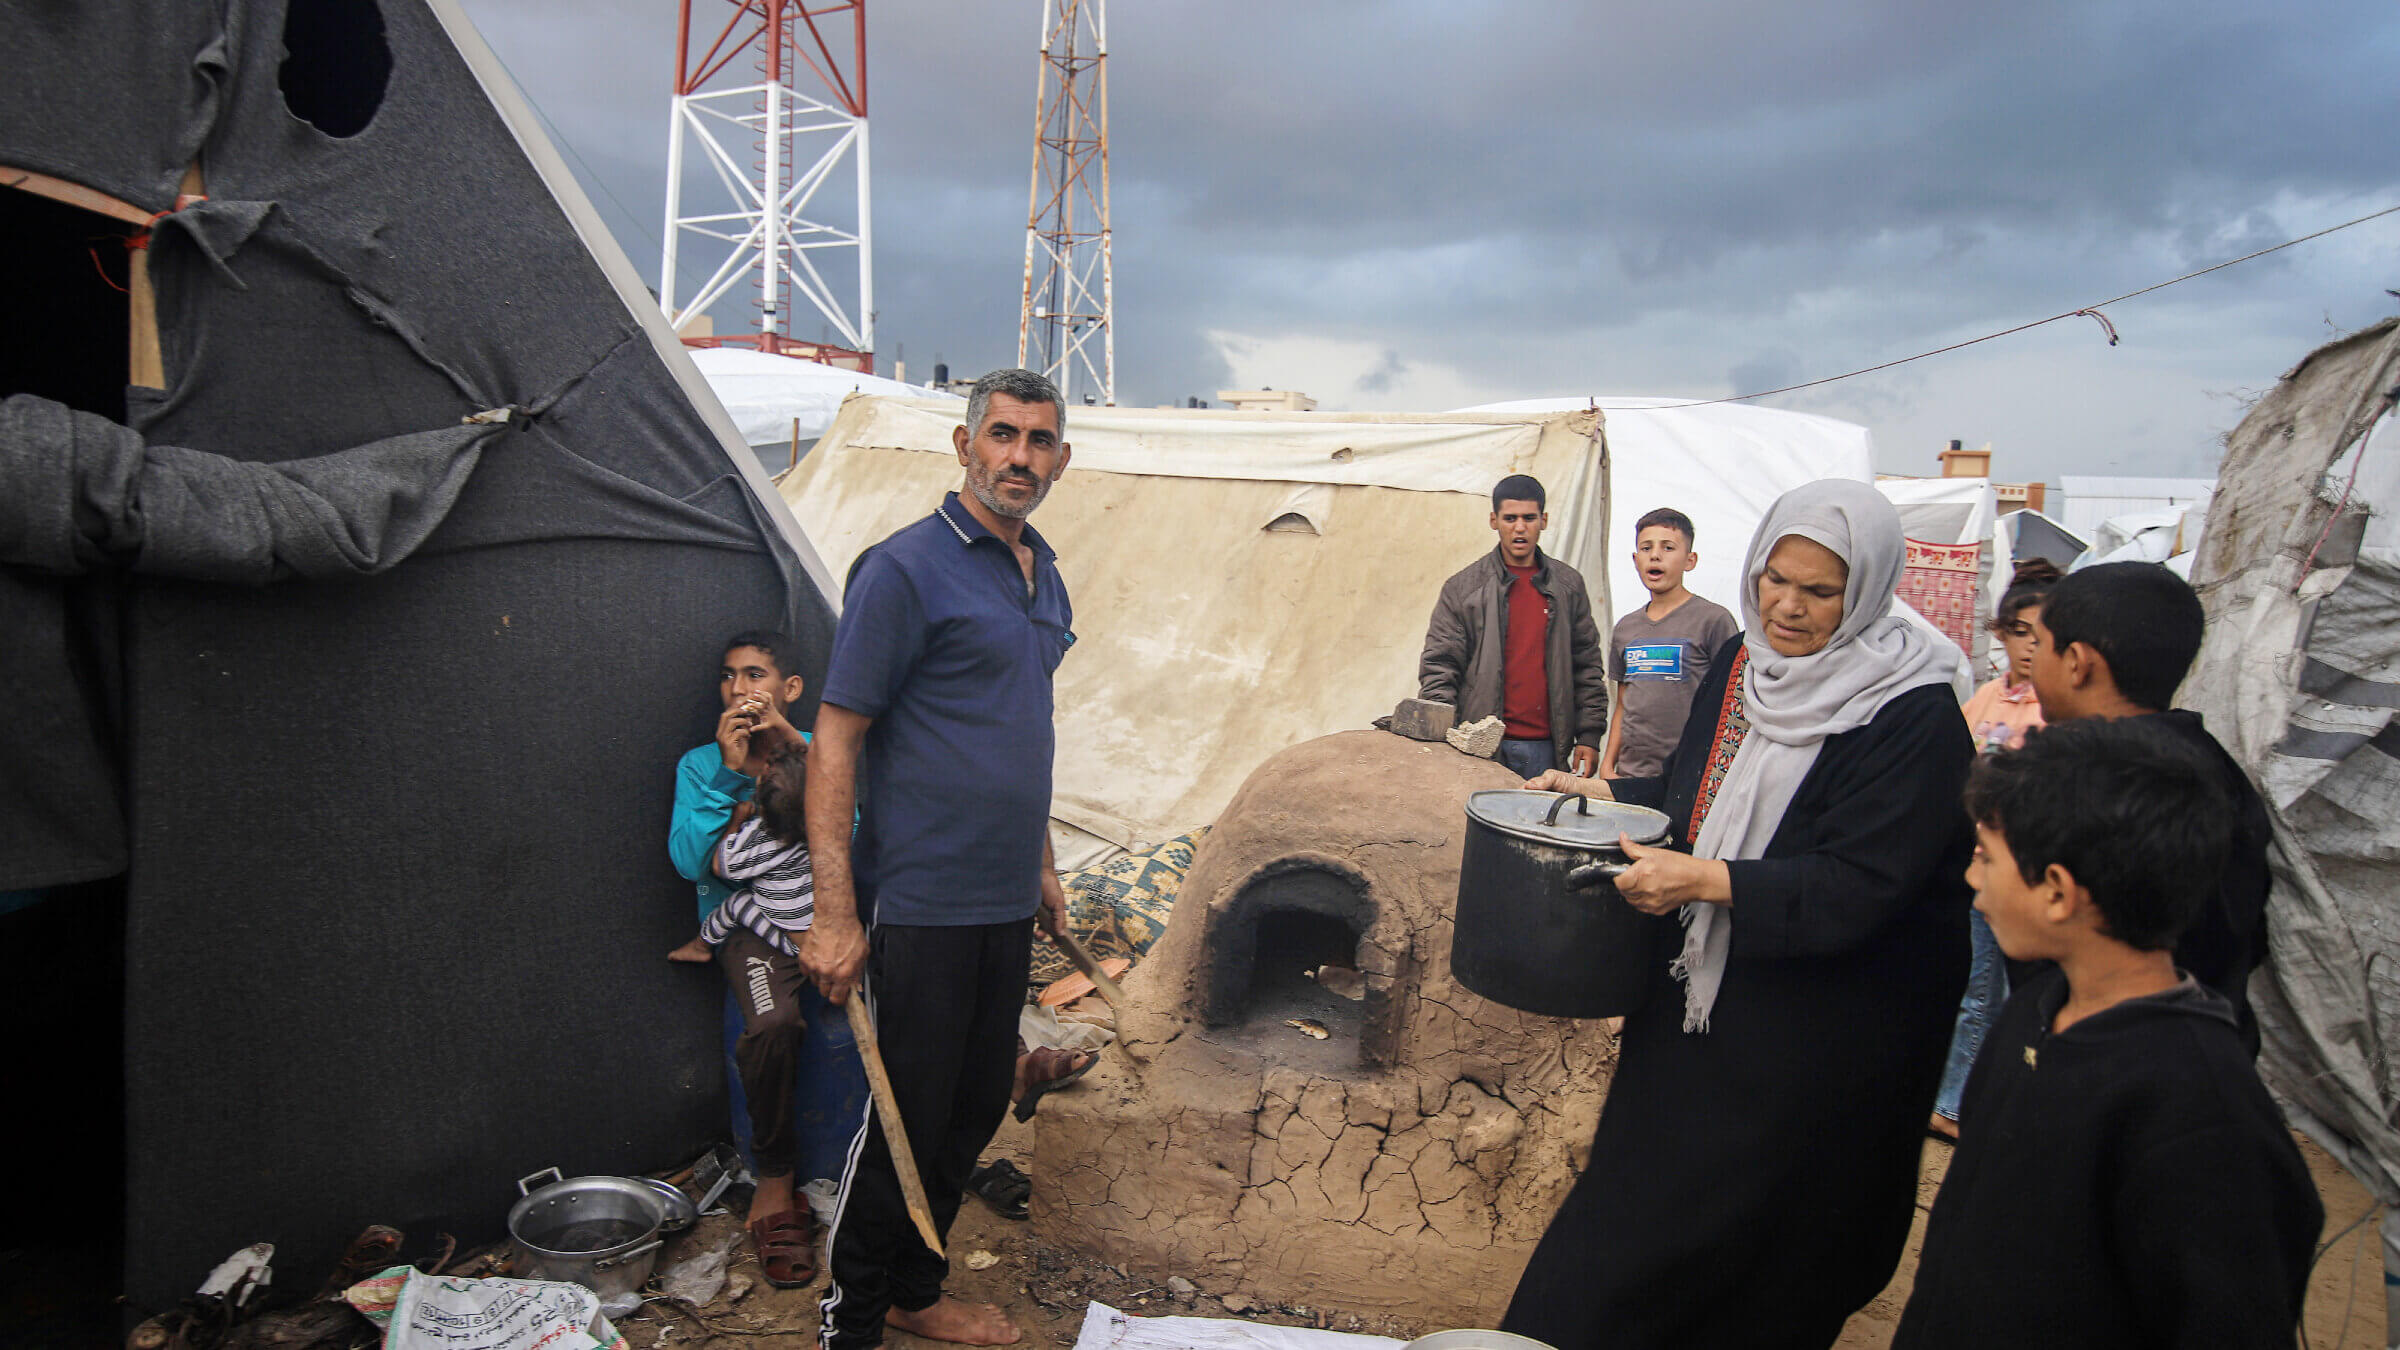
1672 479 1961 1031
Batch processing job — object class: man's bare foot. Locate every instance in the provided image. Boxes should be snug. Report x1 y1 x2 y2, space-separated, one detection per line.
667 936 713 963
887 1297 1021 1345
1928 1112 1960 1141
747 1171 798 1229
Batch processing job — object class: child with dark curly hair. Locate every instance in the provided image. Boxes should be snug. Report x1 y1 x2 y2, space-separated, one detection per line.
1894 717 2319 1349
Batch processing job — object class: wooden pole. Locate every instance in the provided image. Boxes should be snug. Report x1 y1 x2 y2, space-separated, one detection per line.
129 164 205 390
1054 927 1127 1010
843 997 945 1259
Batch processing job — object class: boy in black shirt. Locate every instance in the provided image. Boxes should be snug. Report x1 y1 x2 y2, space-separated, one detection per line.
2027 560 2273 1055
1893 718 2321 1350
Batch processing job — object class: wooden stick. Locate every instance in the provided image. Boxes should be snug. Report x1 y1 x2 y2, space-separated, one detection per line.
1053 928 1128 1010
844 997 945 1259
1050 928 1144 1079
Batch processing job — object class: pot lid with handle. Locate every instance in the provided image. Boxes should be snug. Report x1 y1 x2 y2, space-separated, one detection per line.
1465 790 1669 850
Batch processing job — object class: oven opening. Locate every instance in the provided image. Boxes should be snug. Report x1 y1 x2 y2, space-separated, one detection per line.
1203 864 1375 1069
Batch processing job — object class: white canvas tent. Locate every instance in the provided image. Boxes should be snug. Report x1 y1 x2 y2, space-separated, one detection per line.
784 394 1907 870
1999 508 2087 573
691 347 959 460
2180 316 2400 1317
1877 475 1998 551
784 399 1606 869
1466 397 1970 696
1460 397 1875 613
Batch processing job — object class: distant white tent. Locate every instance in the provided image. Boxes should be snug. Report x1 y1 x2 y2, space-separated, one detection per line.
1469 398 1968 696
786 395 1960 869
1459 397 1874 614
1999 508 2087 573
1876 475 1996 551
690 347 959 460
785 399 1607 870
2077 506 2199 569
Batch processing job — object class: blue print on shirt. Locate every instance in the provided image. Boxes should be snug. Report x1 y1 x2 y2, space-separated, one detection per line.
1622 643 1687 680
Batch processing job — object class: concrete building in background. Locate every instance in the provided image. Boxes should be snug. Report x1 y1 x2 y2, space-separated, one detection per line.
1219 388 1320 412
1936 439 2046 512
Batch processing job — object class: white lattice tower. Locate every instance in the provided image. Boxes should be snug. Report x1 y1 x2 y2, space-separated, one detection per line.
1017 0 1113 405
662 0 874 367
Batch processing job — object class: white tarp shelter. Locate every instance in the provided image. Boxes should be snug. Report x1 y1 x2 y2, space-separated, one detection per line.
787 393 1891 864
2000 508 2088 573
1465 397 1972 698
691 347 959 459
1876 475 1997 551
1460 396 1875 613
783 398 1607 870
2180 316 2400 1316
784 394 1915 869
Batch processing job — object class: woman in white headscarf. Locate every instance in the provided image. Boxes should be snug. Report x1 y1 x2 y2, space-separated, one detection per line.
1504 479 1975 1350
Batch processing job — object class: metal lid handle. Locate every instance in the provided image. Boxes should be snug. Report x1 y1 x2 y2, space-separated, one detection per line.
1541 793 1591 826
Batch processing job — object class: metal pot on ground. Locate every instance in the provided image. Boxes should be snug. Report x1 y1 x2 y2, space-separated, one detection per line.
505 1168 693 1317
1452 790 1672 1019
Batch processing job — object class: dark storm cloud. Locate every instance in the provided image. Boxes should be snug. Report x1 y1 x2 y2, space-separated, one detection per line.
463 0 2400 474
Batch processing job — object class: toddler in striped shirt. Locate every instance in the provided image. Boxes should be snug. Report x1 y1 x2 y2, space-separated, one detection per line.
668 745 814 959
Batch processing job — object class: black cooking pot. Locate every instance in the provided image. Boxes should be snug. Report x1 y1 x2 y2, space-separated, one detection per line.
1451 790 1673 1019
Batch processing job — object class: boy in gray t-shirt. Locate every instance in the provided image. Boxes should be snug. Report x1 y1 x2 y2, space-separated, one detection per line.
1601 508 1739 780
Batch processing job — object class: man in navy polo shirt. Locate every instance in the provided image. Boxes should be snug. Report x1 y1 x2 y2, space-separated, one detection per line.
804 367 1074 1350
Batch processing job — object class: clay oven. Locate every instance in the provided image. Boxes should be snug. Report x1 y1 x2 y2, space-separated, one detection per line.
1032 731 1620 1327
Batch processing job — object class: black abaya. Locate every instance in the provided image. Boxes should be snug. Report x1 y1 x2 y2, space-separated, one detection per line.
1503 635 1975 1350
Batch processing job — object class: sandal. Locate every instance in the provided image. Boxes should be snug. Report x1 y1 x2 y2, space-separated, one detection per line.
748 1211 822 1288
968 1159 1032 1221
1012 1046 1097 1123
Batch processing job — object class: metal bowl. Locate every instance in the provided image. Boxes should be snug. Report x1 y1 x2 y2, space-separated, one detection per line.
1404 1332 1560 1350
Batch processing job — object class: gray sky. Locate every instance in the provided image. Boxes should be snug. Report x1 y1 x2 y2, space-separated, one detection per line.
459 0 2400 486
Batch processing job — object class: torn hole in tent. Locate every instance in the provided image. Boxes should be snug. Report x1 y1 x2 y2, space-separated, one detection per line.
279 0 393 139
0 184 136 422
1263 482 1333 536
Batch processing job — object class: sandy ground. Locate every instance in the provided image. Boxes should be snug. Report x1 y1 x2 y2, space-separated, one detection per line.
615 1113 2386 1350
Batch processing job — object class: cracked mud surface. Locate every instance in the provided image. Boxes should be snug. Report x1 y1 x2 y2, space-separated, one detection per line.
607 1126 2384 1349
1029 732 1619 1328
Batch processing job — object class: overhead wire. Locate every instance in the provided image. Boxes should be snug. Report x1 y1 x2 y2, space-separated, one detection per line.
1606 201 2400 413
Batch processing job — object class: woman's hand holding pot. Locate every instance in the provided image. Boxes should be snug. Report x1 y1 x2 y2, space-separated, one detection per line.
1525 768 1612 799
1612 836 1733 914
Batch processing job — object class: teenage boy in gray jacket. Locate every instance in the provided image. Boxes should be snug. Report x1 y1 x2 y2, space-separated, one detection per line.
1419 474 1608 778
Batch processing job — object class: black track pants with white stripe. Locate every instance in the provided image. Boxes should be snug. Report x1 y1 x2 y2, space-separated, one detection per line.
819 917 1030 1350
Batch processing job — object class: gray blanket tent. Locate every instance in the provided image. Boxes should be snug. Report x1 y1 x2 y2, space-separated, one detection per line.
1 0 836 1312
2184 316 2400 1320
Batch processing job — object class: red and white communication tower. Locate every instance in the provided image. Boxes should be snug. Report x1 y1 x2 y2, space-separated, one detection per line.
662 0 873 370
1017 0 1113 406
